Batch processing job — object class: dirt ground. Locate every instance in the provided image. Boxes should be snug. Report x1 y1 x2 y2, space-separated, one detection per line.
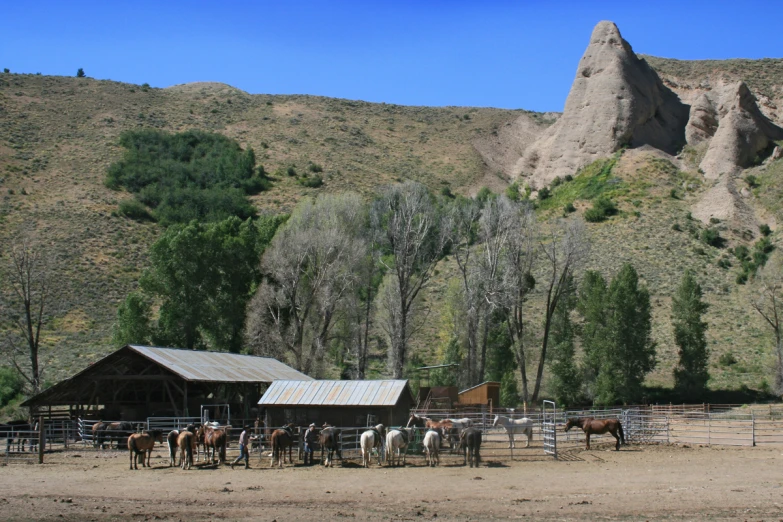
2 443 782 521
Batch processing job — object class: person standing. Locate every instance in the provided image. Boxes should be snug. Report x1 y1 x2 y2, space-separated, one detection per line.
303 423 317 465
230 425 251 469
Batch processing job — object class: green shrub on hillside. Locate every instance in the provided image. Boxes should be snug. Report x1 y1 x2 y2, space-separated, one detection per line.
0 367 24 407
118 199 155 222
701 228 724 248
106 130 268 225
584 197 617 223
297 174 324 188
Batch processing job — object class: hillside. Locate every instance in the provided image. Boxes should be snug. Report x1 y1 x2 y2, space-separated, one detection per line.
1 50 782 397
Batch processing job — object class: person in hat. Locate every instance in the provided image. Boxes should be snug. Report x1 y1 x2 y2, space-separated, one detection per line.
303 423 318 465
230 425 252 469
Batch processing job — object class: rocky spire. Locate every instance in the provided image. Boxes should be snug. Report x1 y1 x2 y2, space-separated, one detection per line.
515 21 689 186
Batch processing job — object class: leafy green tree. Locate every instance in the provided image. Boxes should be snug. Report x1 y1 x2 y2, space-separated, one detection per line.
595 264 656 405
500 370 519 407
117 216 283 352
0 366 24 407
76 68 85 78
577 270 609 391
112 292 153 347
547 275 582 406
672 271 710 398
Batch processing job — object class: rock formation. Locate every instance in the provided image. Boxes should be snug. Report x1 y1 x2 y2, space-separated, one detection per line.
698 81 783 180
514 21 689 187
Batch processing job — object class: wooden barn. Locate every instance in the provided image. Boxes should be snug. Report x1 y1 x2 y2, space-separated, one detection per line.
22 345 312 420
258 380 415 428
458 381 500 409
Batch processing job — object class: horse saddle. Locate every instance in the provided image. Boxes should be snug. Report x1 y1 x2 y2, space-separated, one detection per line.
398 429 408 444
369 428 381 445
281 426 293 437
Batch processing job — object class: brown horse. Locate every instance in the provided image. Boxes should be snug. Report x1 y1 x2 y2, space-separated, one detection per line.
407 414 456 450
127 430 163 470
319 424 342 467
564 417 626 451
269 423 296 468
200 425 230 465
177 431 196 470
459 427 482 468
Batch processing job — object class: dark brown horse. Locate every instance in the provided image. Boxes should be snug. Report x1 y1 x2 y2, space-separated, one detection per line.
564 417 626 451
97 421 135 449
127 430 163 470
269 423 296 468
459 427 482 468
319 424 342 467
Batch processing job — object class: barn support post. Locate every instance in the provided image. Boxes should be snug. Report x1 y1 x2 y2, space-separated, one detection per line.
752 410 756 446
183 381 188 417
37 416 44 464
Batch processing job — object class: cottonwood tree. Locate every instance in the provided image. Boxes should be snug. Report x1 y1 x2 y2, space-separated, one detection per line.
246 194 366 375
498 202 538 405
547 275 582 407
751 261 783 392
672 270 710 399
530 218 590 403
372 182 447 379
2 241 53 395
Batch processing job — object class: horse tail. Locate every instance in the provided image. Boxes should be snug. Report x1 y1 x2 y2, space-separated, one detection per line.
129 434 137 453
618 421 626 445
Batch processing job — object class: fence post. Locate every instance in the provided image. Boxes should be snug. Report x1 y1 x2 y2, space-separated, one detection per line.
751 411 756 447
38 416 45 464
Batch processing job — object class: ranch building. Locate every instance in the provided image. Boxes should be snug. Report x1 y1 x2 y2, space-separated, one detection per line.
258 379 415 428
22 345 312 420
457 381 501 409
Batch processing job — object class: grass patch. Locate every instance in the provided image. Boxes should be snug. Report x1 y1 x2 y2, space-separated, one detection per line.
536 151 626 212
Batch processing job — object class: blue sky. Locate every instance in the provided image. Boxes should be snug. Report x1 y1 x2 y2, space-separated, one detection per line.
3 1 781 112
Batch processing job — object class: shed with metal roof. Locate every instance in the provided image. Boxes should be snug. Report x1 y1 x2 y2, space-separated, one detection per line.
258 380 415 428
23 345 312 421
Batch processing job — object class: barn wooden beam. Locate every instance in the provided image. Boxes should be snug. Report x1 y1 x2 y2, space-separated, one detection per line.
91 375 178 381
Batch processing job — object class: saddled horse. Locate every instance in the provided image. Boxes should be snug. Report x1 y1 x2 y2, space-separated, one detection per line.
127 430 163 470
492 415 534 448
422 429 440 467
564 417 625 451
319 424 342 467
177 430 196 470
360 424 386 468
385 428 412 467
269 423 296 468
197 424 230 465
460 427 482 468
167 425 197 466
195 421 219 462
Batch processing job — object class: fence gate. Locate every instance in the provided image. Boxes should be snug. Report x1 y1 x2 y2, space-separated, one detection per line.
542 400 557 459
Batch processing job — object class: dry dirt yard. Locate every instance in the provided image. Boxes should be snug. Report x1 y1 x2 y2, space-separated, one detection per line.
1 443 782 521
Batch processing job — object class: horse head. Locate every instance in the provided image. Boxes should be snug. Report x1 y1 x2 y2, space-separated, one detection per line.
564 418 579 432
492 415 500 427
375 424 386 437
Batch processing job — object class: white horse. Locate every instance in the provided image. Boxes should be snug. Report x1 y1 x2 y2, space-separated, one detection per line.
422 429 440 467
446 418 473 429
385 428 411 467
493 415 533 448
360 424 385 468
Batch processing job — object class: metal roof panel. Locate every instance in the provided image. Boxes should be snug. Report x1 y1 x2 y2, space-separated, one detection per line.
258 380 411 407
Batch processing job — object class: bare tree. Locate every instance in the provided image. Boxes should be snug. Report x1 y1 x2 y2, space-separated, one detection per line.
372 182 447 378
498 203 538 405
751 261 783 392
531 218 590 402
245 194 366 376
2 240 52 395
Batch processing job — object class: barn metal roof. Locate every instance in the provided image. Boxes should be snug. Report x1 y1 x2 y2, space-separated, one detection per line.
258 380 412 407
128 345 313 383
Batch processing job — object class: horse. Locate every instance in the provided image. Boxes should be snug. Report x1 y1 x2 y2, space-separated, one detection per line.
195 421 217 462
177 430 196 470
492 415 534 449
385 428 412 467
564 417 626 451
422 429 440 467
1 420 36 452
460 427 482 468
203 425 230 465
97 421 135 450
319 425 342 467
127 430 163 470
360 424 386 468
91 421 106 448
166 430 180 466
269 423 296 468
407 414 456 450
